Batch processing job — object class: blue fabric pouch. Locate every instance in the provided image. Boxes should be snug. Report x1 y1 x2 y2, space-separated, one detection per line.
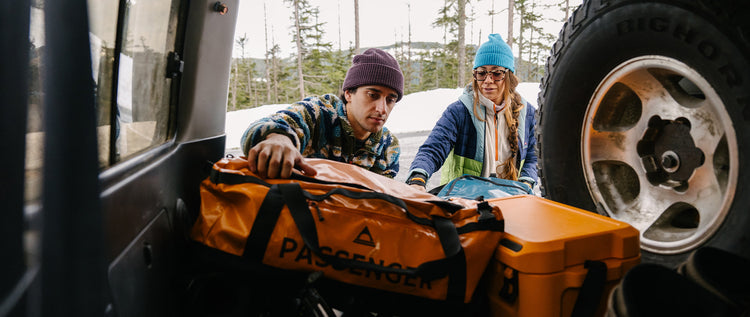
437 174 532 200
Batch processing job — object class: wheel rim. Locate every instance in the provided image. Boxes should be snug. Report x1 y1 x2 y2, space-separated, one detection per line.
582 56 738 254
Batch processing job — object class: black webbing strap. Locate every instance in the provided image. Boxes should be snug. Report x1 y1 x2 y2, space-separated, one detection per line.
278 183 461 278
571 260 608 317
456 201 505 234
208 167 466 217
302 187 433 227
242 184 420 275
209 166 435 227
228 170 483 301
279 183 322 253
426 199 465 214
306 188 411 218
432 216 467 302
271 183 468 300
243 184 284 261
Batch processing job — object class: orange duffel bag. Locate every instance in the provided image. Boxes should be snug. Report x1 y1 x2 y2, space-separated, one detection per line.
190 156 504 305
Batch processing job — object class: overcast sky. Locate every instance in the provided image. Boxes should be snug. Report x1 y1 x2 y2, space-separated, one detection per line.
233 0 581 58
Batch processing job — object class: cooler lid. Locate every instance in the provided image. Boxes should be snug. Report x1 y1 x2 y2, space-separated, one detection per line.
488 195 640 274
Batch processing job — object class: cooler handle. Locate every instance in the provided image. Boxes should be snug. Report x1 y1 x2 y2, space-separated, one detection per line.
571 260 607 317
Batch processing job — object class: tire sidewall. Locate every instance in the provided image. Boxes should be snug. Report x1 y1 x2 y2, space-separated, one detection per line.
539 1 750 265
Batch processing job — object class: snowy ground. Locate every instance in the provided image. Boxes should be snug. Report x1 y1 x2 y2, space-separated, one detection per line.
225 83 541 188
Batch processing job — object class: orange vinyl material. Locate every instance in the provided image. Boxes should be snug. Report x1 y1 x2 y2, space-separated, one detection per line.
191 157 505 302
479 195 641 317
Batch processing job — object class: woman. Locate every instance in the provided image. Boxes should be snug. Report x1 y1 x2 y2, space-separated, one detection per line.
406 34 538 191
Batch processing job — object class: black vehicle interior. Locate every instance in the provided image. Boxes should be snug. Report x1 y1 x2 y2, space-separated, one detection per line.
1 0 235 315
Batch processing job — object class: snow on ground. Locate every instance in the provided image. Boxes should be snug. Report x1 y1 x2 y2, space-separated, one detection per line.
225 104 289 152
225 83 540 153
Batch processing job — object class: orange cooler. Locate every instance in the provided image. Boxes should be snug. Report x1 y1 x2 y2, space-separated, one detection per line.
484 195 641 317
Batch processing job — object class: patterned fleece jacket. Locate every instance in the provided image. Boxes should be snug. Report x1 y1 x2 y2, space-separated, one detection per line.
241 94 400 178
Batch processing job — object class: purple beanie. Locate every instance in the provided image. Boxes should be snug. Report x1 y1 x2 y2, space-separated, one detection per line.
342 48 404 101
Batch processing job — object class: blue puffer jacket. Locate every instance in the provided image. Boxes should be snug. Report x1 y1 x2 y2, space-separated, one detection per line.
408 86 538 186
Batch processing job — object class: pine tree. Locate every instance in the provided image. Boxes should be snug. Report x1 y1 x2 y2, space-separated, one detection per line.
284 0 332 99
433 0 474 88
229 36 248 111
404 4 415 94
286 0 305 99
488 0 498 33
513 0 555 81
508 0 515 49
230 57 237 110
457 0 467 85
302 9 331 96
263 3 272 102
354 0 360 54
266 44 281 104
227 1 573 110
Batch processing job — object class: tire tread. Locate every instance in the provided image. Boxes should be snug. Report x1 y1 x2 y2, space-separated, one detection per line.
536 0 750 198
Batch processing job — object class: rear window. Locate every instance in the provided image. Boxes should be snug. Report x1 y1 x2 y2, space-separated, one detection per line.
25 0 180 203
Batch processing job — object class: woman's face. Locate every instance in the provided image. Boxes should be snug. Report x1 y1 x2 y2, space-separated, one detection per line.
474 65 508 105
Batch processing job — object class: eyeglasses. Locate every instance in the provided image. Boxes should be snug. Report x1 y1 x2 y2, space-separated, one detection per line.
473 69 507 82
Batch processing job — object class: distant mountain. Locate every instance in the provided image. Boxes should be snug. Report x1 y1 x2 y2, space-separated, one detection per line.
367 41 444 51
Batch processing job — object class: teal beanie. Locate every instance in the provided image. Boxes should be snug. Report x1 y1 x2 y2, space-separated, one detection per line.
473 33 515 73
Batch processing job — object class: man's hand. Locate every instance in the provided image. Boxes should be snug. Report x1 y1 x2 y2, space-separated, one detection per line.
246 133 317 178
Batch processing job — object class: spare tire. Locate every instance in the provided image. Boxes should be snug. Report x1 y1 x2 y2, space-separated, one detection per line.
537 0 750 267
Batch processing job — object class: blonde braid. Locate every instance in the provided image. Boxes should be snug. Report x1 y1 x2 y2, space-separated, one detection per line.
498 72 524 181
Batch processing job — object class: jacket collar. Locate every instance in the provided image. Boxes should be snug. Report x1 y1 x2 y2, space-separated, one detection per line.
458 84 495 116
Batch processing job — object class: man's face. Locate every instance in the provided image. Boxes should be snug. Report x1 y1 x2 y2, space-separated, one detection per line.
344 85 398 140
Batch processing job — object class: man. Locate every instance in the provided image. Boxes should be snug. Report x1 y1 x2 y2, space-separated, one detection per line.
241 48 404 179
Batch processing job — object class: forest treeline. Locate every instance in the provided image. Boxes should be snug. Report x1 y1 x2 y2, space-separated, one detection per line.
228 0 577 111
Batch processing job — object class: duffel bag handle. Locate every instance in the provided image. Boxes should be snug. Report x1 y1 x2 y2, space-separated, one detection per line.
244 182 468 302
281 182 464 276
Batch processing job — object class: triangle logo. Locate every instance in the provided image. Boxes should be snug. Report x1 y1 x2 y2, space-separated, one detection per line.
353 226 376 247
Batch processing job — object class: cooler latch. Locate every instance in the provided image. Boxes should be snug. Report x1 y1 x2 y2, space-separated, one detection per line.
498 266 519 302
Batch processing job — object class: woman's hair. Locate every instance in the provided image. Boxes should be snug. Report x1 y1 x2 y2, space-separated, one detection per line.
471 70 525 181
